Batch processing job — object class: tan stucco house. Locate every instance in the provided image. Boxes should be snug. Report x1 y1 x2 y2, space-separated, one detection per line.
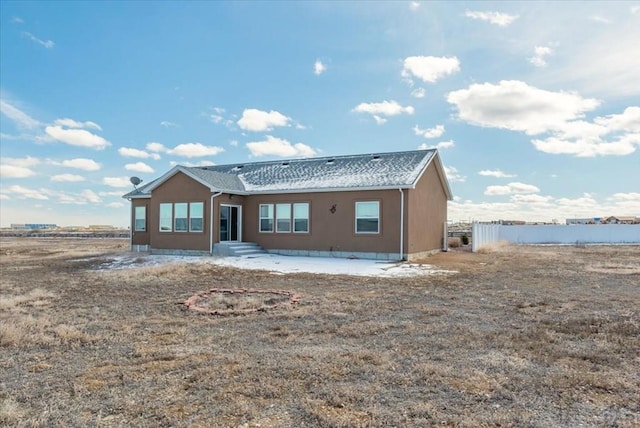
123 149 452 261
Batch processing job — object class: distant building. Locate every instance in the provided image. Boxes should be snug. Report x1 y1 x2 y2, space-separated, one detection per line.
602 216 639 224
566 218 600 225
10 223 57 230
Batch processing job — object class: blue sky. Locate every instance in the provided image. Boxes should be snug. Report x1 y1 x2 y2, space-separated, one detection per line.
1 1 638 227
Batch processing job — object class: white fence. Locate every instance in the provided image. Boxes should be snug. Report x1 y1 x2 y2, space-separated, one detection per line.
472 223 640 252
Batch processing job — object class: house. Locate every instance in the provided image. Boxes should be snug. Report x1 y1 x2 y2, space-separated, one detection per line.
602 216 639 224
122 149 453 261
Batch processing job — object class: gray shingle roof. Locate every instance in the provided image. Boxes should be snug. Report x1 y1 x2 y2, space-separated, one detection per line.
123 149 444 198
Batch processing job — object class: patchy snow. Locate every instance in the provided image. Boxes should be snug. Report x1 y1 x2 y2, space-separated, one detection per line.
95 253 454 277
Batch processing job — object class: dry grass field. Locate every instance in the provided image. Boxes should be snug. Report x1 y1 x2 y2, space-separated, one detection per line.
1 238 639 427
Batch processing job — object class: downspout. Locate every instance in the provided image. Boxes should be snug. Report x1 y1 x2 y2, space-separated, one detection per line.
399 188 404 261
128 198 133 251
209 191 223 255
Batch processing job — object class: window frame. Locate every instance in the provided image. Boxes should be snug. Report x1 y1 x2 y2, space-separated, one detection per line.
134 206 146 232
259 203 274 233
293 202 309 233
174 203 188 232
159 203 173 232
189 202 204 232
276 203 292 233
355 201 380 234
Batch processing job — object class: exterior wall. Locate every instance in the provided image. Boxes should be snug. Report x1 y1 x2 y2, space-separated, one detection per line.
406 162 448 255
131 198 150 246
149 172 212 251
242 190 403 255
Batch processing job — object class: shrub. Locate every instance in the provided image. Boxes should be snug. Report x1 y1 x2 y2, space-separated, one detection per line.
461 234 469 245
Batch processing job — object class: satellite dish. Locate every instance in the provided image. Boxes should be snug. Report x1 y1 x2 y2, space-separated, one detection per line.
130 176 142 188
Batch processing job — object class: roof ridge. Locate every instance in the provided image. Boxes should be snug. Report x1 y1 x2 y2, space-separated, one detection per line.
185 148 436 170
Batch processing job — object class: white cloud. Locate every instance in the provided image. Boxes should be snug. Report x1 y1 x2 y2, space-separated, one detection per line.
529 46 553 67
167 143 225 158
237 109 291 132
411 88 426 98
0 99 41 129
4 185 49 200
444 165 465 183
0 194 9 200
0 165 36 178
45 125 110 150
610 192 640 201
246 136 317 158
632 5 640 14
12 16 24 24
589 15 612 24
464 10 519 26
314 59 327 75
80 189 101 204
51 174 85 182
53 118 102 130
418 140 455 150
103 177 133 188
409 1 420 11
169 160 214 167
485 182 540 196
413 124 445 139
118 147 161 160
99 191 128 197
53 189 102 205
160 121 179 128
594 106 640 132
373 116 387 125
510 194 553 204
22 31 54 48
402 56 460 83
2 156 40 168
531 134 639 157
60 158 101 171
107 202 125 208
479 169 517 178
125 162 154 173
146 142 166 153
447 80 600 135
208 107 235 128
353 100 414 123
229 140 239 147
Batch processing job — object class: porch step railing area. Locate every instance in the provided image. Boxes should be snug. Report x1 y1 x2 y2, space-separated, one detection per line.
213 242 266 257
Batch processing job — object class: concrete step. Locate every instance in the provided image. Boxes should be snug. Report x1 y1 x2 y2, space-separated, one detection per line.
214 242 266 257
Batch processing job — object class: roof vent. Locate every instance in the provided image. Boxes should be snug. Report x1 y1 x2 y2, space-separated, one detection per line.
281 162 290 167
326 159 335 165
371 155 381 161
231 165 244 172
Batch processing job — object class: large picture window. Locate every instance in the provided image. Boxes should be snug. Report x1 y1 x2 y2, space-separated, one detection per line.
159 203 172 232
189 202 204 232
276 203 291 233
174 203 188 232
355 201 380 234
134 206 146 232
293 203 309 233
259 204 274 232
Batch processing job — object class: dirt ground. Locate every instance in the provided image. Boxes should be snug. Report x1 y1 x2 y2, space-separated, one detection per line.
1 238 639 427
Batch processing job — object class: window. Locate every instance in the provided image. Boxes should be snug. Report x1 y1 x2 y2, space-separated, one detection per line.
134 206 146 232
259 204 274 232
293 203 309 233
190 202 204 232
276 203 291 232
174 203 188 232
355 201 380 234
159 203 172 232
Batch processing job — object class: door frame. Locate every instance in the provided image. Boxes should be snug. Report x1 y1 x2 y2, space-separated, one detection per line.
219 204 242 242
